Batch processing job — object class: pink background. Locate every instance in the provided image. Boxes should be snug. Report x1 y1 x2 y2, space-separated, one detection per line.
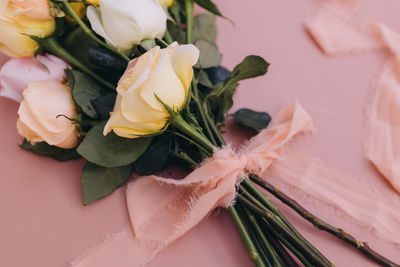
1 0 400 266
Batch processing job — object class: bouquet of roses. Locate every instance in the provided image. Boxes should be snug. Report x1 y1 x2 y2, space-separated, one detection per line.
0 0 398 266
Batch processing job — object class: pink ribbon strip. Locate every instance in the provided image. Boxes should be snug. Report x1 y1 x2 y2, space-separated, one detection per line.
265 149 400 245
306 0 400 192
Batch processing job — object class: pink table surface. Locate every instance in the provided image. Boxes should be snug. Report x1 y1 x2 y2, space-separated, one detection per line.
1 1 400 266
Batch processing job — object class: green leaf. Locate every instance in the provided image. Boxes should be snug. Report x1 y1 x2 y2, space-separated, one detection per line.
207 81 238 122
167 20 186 44
61 27 98 69
169 2 182 25
226 55 269 86
234 108 271 131
194 0 222 16
82 162 131 205
134 134 172 175
91 93 117 121
77 122 153 168
194 39 222 69
197 69 214 88
193 13 217 42
20 139 81 161
69 70 109 119
89 47 127 71
207 56 269 99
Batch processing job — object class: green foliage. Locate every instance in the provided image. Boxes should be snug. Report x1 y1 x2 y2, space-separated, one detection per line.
77 122 152 168
167 21 186 44
88 47 128 72
203 56 269 123
226 55 270 85
134 134 172 175
20 139 81 161
194 39 222 68
91 93 117 121
68 70 109 119
81 162 131 205
193 14 217 42
234 109 271 131
194 0 222 16
61 27 98 69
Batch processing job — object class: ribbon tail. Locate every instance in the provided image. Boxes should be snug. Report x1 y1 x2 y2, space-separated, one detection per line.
265 149 400 245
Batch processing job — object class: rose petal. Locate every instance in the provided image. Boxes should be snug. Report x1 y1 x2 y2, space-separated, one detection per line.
171 43 199 91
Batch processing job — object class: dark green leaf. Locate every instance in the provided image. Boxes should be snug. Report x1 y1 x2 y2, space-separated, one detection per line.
20 139 81 161
207 81 238 122
234 108 271 131
226 55 269 86
197 70 213 88
207 56 269 99
82 162 131 205
206 66 231 84
169 2 182 25
69 70 109 119
77 121 152 168
193 13 217 42
167 20 186 44
194 39 222 68
194 0 222 16
91 93 117 120
62 27 98 69
89 47 127 71
134 134 172 175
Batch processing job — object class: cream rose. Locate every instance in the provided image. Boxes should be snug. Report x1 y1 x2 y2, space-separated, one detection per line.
17 80 79 149
86 0 167 54
104 42 199 138
0 0 55 57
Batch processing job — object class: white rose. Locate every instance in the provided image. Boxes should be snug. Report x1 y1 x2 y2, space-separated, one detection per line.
87 0 167 54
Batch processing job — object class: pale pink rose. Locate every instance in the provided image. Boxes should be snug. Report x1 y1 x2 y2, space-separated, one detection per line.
17 80 79 149
0 54 68 102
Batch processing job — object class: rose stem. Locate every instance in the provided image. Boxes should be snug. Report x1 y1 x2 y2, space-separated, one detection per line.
191 81 218 145
250 175 400 267
184 0 194 44
262 227 300 267
60 1 130 62
236 204 272 266
164 29 174 45
34 36 115 90
237 194 333 267
238 186 332 266
170 113 215 153
242 178 333 266
256 215 313 267
228 206 267 267
241 204 285 267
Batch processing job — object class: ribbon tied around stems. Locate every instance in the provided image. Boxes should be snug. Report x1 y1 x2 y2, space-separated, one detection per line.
72 101 313 267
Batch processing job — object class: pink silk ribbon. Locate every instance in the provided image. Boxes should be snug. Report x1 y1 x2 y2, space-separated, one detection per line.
72 101 400 267
306 0 400 193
